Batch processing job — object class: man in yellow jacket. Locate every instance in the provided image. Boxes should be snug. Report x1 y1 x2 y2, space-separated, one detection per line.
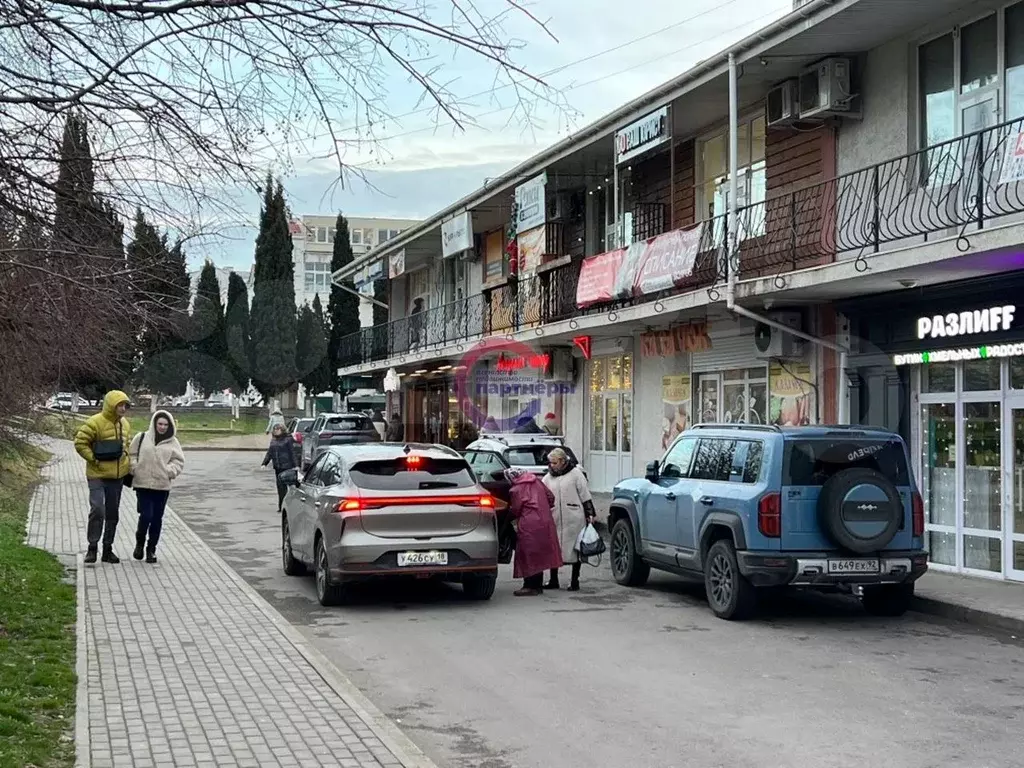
74 390 132 563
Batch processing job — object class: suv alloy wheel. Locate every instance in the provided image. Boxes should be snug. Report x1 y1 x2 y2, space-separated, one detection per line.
281 516 304 576
610 518 650 587
703 539 756 620
314 537 346 607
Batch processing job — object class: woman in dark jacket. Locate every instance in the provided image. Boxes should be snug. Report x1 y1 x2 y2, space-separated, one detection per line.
262 423 298 512
385 413 405 442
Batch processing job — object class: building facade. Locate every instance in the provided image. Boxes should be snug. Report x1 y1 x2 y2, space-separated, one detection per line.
331 0 1024 582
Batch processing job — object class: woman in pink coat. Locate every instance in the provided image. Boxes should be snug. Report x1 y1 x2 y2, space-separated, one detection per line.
506 468 564 596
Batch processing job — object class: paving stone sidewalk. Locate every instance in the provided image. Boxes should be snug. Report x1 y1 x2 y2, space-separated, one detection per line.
26 438 436 768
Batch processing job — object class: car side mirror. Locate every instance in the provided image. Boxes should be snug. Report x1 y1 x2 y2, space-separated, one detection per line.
645 460 660 482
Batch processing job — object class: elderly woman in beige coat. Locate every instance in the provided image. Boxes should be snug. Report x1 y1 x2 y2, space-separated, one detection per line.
128 410 185 563
541 448 596 591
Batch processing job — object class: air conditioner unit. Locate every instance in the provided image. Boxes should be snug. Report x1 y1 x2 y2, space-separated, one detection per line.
753 312 806 359
798 57 856 120
547 193 567 221
766 79 800 128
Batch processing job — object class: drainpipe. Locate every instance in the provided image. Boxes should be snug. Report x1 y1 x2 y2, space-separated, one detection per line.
722 54 850 423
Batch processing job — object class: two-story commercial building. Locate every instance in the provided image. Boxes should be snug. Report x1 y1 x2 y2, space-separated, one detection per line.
332 0 1024 583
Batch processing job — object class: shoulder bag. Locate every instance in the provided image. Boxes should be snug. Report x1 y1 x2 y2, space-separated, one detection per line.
93 420 125 462
123 433 145 489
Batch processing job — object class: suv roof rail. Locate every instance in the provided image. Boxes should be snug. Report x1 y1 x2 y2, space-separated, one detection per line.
689 423 781 434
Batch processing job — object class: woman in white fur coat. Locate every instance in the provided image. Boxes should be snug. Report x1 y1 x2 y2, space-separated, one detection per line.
128 410 185 563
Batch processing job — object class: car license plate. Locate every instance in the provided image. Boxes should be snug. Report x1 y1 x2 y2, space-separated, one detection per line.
827 559 880 574
397 551 448 567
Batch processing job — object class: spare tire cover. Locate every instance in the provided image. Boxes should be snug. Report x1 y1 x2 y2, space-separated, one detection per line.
818 467 902 554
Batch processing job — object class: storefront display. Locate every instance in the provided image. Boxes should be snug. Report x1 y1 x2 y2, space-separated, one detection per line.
587 353 633 492
769 362 814 426
661 374 691 450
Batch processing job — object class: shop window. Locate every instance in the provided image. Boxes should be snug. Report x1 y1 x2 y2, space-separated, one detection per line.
964 358 1001 390
1012 358 1024 388
922 363 956 393
697 368 768 424
929 531 957 566
964 535 1002 572
964 402 1002 532
622 394 632 453
590 394 603 452
921 402 956 528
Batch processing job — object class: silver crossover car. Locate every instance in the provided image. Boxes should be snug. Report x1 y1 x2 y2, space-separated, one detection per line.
281 443 499 605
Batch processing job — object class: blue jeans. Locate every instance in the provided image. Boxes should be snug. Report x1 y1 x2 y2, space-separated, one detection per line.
135 489 170 551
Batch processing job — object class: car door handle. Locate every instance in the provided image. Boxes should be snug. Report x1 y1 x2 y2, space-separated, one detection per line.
699 496 714 506
665 492 676 501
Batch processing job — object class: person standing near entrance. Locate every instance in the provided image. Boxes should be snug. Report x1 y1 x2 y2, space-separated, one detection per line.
505 467 563 596
542 447 596 591
74 390 132 564
128 410 185 564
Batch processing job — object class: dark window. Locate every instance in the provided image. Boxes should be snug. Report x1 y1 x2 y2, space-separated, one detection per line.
350 457 476 491
323 416 372 431
317 453 342 486
304 453 328 484
296 418 316 432
690 439 736 482
783 437 910 487
661 438 697 478
741 441 763 483
505 445 579 467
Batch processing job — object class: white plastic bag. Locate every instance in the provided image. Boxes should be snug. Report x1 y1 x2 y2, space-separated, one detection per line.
575 522 606 565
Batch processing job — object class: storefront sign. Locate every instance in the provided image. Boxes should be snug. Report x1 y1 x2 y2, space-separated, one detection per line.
515 172 547 234
354 259 383 290
894 343 1024 366
769 362 813 426
441 211 472 258
388 250 405 279
661 374 691 450
576 248 625 307
916 305 1016 339
632 226 704 295
640 322 712 357
615 105 670 165
1000 133 1024 185
495 352 551 373
572 335 592 360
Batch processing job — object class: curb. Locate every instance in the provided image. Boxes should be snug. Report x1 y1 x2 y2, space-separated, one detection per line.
74 554 90 768
176 509 439 768
911 595 1024 636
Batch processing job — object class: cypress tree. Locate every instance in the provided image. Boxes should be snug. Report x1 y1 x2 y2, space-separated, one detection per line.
370 278 389 360
305 293 334 396
250 175 297 401
328 212 360 376
191 260 230 395
225 270 251 393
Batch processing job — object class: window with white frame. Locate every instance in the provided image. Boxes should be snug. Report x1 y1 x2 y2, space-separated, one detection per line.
698 114 766 239
304 261 330 292
351 229 363 245
315 226 329 243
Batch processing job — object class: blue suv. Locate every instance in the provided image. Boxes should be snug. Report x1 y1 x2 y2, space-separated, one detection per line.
607 424 928 620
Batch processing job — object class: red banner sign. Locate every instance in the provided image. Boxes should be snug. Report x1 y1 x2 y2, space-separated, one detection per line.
576 248 624 307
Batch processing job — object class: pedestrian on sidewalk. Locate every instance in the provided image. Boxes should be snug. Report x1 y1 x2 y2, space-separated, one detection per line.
385 412 405 441
372 409 387 440
505 467 563 597
262 423 298 512
265 407 286 434
542 448 596 592
73 390 132 564
128 410 185 564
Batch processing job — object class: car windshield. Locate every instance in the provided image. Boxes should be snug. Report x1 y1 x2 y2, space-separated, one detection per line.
295 419 315 432
350 457 476 491
783 437 910 486
505 445 578 467
324 416 369 431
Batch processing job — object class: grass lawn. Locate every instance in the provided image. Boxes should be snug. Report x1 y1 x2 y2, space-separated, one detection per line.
0 442 76 768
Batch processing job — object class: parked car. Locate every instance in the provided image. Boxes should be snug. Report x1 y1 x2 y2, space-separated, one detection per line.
301 412 381 470
464 433 583 562
281 444 499 605
607 424 928 621
286 417 316 466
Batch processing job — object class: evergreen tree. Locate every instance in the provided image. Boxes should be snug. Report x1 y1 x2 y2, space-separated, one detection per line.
328 212 360 376
249 175 297 400
295 301 315 387
370 278 389 360
225 270 251 393
305 293 334 396
191 260 230 395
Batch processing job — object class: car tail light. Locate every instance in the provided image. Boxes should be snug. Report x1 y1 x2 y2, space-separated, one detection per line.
337 498 362 514
405 455 422 468
912 491 924 537
293 432 304 444
758 492 781 538
479 495 495 513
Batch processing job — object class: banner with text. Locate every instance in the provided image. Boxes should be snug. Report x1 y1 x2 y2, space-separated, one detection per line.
576 248 625 308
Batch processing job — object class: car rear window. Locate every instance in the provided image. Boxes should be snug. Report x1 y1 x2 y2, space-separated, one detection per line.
505 445 578 467
296 419 315 432
783 437 910 486
350 458 476 491
324 416 370 431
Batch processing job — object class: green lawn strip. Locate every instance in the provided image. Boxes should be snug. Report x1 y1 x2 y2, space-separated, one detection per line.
0 442 76 768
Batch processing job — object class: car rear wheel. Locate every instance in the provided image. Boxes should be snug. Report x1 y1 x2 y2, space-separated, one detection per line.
704 539 756 620
282 516 304 576
314 537 346 607
610 519 650 587
861 583 913 617
463 573 497 601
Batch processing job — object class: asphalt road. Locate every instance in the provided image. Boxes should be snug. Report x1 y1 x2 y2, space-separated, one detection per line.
173 451 1024 768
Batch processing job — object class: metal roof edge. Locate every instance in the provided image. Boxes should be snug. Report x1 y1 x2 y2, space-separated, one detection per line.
333 0 848 282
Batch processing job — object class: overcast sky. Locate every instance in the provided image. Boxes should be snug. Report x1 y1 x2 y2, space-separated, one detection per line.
202 0 791 271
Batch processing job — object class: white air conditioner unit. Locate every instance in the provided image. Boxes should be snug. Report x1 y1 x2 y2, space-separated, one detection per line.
753 312 806 359
766 79 800 128
798 57 857 120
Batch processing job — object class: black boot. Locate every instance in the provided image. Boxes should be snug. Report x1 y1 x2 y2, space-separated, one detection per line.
145 547 157 564
133 536 144 561
545 568 560 590
101 547 120 564
568 563 581 592
84 546 97 564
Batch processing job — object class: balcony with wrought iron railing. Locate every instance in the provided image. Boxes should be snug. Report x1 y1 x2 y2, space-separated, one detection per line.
335 116 1024 370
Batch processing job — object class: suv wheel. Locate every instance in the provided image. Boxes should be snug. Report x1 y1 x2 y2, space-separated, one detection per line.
610 519 650 587
463 573 497 601
704 539 756 620
314 537 346 607
281 516 304 576
861 583 913 617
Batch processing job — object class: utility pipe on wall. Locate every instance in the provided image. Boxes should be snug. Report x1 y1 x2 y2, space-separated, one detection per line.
723 53 850 424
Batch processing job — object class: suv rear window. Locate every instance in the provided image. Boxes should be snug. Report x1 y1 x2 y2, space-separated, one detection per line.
350 458 476 491
296 419 315 431
324 416 371 431
505 445 579 467
783 438 909 486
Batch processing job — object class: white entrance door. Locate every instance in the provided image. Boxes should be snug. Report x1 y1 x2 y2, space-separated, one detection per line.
588 392 633 493
1005 401 1024 580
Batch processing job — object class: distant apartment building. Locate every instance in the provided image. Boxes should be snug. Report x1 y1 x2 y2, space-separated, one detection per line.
188 265 249 311
289 214 421 326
